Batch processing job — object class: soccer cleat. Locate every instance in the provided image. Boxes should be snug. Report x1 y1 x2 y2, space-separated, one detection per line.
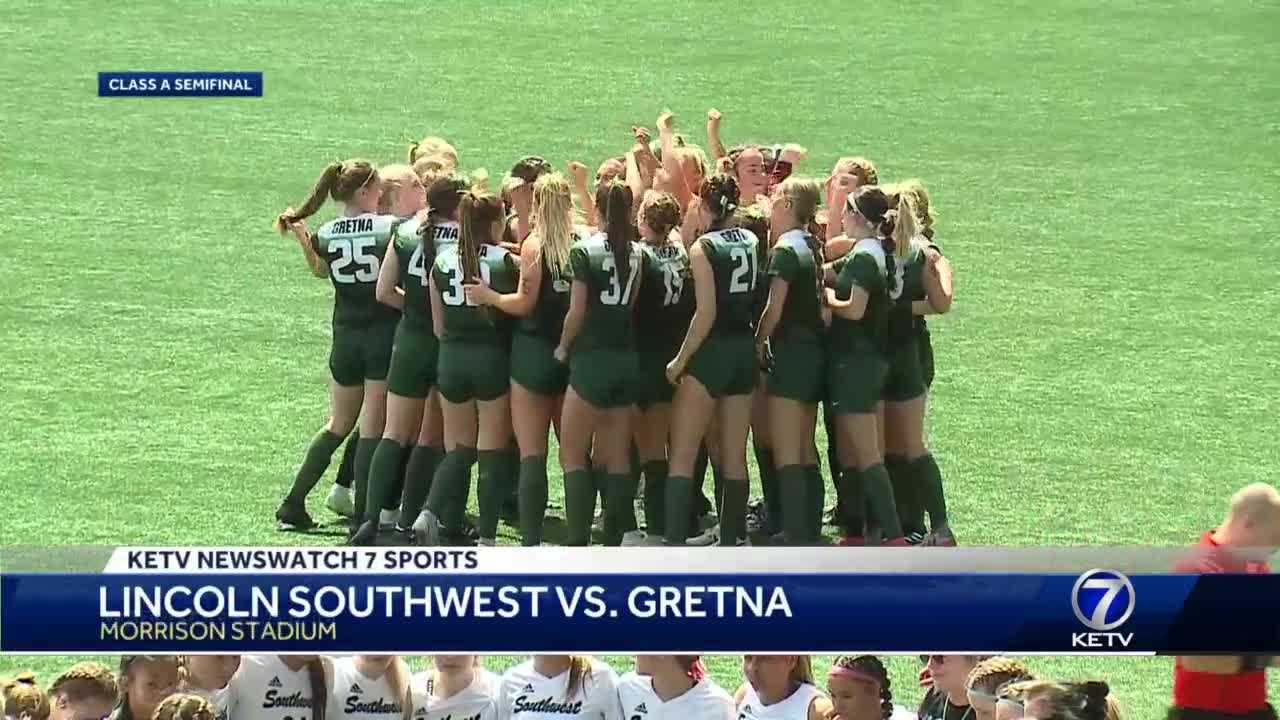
412 509 443 546
477 537 497 547
378 509 397 530
686 523 720 546
347 520 379 546
711 536 750 547
746 499 769 533
275 502 315 532
906 531 927 545
620 530 656 547
924 527 957 547
326 484 354 518
837 535 866 547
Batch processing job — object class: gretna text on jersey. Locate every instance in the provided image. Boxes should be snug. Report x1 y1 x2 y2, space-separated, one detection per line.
99 583 792 621
332 216 377 235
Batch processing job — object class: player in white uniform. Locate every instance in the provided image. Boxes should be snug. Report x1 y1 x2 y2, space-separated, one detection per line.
328 656 413 720
735 656 831 720
228 655 332 720
180 656 241 720
617 655 734 720
497 656 623 720
824 656 914 720
409 655 499 720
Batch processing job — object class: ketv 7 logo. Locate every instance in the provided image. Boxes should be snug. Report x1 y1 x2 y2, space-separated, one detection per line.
1070 569 1136 648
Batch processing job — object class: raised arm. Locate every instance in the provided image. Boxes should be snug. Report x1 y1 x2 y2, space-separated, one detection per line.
706 108 726 161
568 161 597 227
554 278 588 363
375 242 405 311
666 241 716 383
282 215 327 278
656 111 690 207
466 239 542 317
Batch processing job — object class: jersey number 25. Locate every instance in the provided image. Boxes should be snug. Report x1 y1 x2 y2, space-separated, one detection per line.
328 237 380 284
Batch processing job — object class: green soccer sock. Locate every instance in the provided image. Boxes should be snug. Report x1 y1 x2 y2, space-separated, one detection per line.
777 465 809 546
664 475 694 545
365 439 406 522
564 469 597 546
333 429 359 490
804 464 824 542
754 443 780 535
386 449 410 512
285 430 346 505
398 445 443 527
862 463 903 540
517 456 549 546
912 452 949 531
352 435 378 523
886 453 924 536
476 449 505 540
711 459 727 518
426 447 477 529
718 478 750 546
837 466 866 537
602 473 636 545
500 444 520 521
642 460 669 536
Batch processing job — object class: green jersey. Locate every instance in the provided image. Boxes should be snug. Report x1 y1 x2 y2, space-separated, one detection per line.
569 232 645 351
519 229 585 342
767 229 824 338
312 213 401 327
888 237 937 347
828 238 889 353
636 240 693 357
698 226 761 335
432 243 519 344
392 218 459 332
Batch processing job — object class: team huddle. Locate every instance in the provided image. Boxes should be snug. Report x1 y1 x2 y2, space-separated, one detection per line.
271 109 955 549
1 653 1125 720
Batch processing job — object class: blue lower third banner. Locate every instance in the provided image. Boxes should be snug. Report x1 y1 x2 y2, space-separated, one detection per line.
98 71 262 97
2 572 1276 653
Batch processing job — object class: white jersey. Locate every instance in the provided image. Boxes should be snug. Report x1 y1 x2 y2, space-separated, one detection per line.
329 657 409 719
890 706 915 720
497 659 623 720
616 672 734 720
190 684 235 720
409 668 499 720
228 655 325 720
735 682 824 720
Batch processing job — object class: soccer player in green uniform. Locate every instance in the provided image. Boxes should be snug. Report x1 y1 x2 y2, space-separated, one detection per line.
414 191 520 546
467 172 582 546
755 178 827 545
823 185 916 546
349 174 466 545
882 180 956 546
632 190 691 543
553 180 646 546
273 159 397 531
664 173 761 547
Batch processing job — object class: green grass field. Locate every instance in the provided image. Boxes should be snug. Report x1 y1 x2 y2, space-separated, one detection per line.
3 0 1279 714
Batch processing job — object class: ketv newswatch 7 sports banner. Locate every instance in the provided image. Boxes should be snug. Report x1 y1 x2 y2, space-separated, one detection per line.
1 547 1274 653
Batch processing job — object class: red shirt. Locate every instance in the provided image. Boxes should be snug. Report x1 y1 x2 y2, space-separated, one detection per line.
1172 530 1271 712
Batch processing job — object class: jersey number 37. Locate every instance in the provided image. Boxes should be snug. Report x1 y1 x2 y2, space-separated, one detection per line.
328 237 380 284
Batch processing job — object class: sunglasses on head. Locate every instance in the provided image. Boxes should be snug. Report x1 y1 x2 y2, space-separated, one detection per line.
919 654 946 664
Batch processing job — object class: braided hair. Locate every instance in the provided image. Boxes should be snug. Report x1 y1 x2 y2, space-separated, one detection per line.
150 693 217 720
831 655 893 720
698 173 740 231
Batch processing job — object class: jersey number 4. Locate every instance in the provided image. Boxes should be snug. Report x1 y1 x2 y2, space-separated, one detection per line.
328 237 380 284
441 264 492 306
407 245 427 285
728 244 757 294
601 255 641 306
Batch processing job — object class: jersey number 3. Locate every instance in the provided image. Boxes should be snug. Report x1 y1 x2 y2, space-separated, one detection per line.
601 255 640 306
441 263 493 306
328 237 380 284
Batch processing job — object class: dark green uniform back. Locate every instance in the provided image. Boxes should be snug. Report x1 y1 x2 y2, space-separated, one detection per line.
829 238 890 354
432 244 519 344
636 240 693 358
698 227 761 335
569 233 645 351
313 213 401 327
519 230 582 342
392 217 459 332
888 237 937 347
768 229 824 339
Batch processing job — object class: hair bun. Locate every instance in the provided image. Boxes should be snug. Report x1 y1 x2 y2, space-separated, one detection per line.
15 671 37 684
1080 680 1109 701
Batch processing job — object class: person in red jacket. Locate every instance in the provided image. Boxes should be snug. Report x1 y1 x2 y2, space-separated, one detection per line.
1169 482 1280 719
